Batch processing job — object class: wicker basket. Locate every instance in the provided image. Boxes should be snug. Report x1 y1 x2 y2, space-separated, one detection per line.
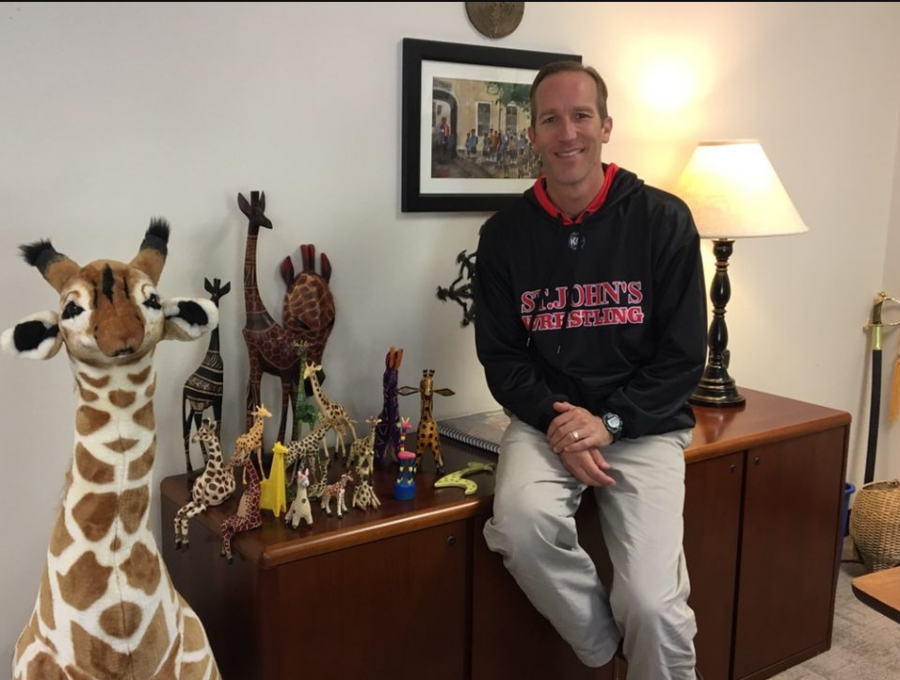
850 479 900 572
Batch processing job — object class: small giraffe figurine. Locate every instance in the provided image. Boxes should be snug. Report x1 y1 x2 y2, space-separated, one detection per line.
351 417 382 512
285 468 314 528
321 472 354 518
181 277 231 472
373 347 403 464
303 361 357 458
2 221 220 678
348 415 381 470
293 341 319 440
398 369 455 474
220 457 262 563
234 403 272 474
174 418 236 549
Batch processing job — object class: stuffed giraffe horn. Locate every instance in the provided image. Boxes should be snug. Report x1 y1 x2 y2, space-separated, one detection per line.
129 218 169 284
19 240 81 293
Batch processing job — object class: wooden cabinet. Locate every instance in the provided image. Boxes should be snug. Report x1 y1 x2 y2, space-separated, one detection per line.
161 389 849 680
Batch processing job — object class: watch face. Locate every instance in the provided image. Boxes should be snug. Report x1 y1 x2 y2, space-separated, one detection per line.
605 413 622 431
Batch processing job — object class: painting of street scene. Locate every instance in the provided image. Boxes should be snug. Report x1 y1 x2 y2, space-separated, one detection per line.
431 76 540 180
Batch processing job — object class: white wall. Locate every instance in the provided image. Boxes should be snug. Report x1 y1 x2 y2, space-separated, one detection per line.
2 2 899 664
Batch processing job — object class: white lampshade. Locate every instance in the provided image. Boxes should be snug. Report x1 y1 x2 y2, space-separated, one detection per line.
675 140 809 239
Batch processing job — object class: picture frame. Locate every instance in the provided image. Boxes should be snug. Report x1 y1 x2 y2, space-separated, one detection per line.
401 38 581 213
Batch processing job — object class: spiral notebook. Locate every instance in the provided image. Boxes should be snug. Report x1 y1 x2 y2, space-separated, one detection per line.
437 409 510 455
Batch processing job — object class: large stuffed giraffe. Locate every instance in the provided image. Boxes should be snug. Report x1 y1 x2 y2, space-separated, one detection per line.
1 221 220 679
238 191 335 444
181 277 231 472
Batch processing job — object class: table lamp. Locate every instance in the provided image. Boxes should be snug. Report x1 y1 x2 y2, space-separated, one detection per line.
675 140 808 407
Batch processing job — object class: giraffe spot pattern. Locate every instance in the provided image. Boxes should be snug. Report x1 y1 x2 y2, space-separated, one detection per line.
110 536 121 552
133 400 155 429
14 613 38 668
128 366 152 385
26 652 67 680
78 371 110 389
99 601 142 638
75 443 115 484
145 376 157 398
49 505 74 557
39 564 55 630
120 486 150 534
72 491 118 541
128 437 157 480
180 656 211 680
108 389 137 408
77 384 99 402
104 436 139 453
121 541 161 595
129 604 171 678
71 619 129 679
182 614 207 653
57 551 112 610
76 405 111 436
149 636 181 680
64 666 95 680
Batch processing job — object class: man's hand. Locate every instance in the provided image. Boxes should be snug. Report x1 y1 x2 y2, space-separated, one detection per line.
547 401 615 487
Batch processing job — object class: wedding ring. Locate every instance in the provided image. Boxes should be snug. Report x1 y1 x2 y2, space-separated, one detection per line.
571 431 580 442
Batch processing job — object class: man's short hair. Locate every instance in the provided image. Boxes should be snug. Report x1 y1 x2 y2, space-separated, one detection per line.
530 61 609 123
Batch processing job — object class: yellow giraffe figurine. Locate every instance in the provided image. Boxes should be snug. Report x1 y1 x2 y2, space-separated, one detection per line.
259 441 288 518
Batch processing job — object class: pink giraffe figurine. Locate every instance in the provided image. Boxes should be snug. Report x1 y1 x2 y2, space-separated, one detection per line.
220 457 262 563
174 418 236 550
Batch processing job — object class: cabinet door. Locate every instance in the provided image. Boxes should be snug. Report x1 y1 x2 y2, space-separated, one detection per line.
733 428 846 679
276 520 468 680
471 514 615 680
684 452 744 680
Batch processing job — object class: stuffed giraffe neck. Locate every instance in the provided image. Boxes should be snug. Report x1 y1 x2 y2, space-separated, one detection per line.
2 221 221 680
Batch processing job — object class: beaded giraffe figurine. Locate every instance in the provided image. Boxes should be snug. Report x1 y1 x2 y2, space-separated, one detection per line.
398 369 456 474
1 221 221 679
373 346 403 465
284 468 314 529
174 418 236 549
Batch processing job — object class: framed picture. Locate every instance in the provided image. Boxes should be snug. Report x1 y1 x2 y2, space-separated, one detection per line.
401 38 581 213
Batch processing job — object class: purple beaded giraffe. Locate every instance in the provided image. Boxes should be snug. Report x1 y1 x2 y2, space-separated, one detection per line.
219 457 261 563
238 191 334 443
373 347 404 464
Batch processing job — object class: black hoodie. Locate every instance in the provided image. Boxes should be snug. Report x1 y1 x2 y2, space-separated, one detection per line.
473 164 707 439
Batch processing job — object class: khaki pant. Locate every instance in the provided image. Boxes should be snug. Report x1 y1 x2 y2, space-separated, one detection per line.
483 416 697 680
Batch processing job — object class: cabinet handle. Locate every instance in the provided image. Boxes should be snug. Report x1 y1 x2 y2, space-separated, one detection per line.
753 456 761 466
447 535 456 546
730 464 737 473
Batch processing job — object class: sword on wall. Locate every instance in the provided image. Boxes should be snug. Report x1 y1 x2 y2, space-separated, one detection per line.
863 292 900 483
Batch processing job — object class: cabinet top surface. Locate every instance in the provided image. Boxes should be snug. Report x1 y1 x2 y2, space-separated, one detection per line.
162 389 849 567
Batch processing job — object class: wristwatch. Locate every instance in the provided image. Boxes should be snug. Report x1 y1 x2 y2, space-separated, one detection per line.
602 412 624 442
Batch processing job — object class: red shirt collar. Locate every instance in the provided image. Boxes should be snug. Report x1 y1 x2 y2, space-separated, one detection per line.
533 163 619 226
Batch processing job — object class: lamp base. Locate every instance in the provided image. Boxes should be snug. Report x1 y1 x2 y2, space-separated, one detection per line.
689 370 745 407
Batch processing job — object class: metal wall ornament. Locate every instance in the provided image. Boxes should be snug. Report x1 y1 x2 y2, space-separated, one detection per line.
466 3 525 39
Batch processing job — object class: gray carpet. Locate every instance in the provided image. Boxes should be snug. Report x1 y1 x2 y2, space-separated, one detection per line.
771 544 900 679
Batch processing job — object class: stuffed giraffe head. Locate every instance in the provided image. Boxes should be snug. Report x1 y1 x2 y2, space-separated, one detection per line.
1 219 218 364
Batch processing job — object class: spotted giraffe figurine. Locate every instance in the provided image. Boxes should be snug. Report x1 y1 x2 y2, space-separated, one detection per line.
285 468 314 528
321 472 354 518
220 456 262 563
304 361 357 459
398 369 455 474
1 221 221 679
351 417 382 512
284 416 332 500
234 403 272 475
174 418 236 550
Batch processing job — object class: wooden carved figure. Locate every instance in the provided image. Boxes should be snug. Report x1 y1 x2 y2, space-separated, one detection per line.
1 221 221 678
373 346 403 464
259 441 288 518
283 416 332 500
174 418 236 550
285 468 314 528
219 456 262 563
303 361 357 459
351 417 382 512
280 243 336 373
293 341 319 440
234 403 272 474
398 369 456 474
181 276 231 472
239 191 334 444
321 472 354 518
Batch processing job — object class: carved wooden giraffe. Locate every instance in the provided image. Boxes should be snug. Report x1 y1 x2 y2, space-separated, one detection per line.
284 417 331 500
303 361 357 458
238 191 335 444
373 347 403 464
398 369 455 474
321 472 354 518
181 277 231 472
285 468 314 528
220 458 262 563
233 403 272 474
2 221 220 679
351 417 381 512
280 244 336 372
174 418 236 549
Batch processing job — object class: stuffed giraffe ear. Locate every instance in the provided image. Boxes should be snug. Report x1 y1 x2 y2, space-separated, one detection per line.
162 298 218 342
1 311 64 360
130 219 169 285
19 241 81 293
